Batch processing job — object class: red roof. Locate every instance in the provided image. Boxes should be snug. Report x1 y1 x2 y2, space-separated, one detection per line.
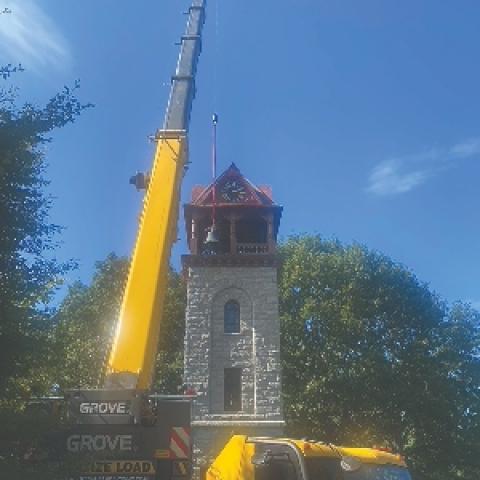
191 163 275 207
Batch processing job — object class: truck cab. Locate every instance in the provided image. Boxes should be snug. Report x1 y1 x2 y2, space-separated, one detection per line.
207 436 412 480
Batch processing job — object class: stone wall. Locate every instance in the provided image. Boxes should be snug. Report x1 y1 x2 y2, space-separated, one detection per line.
184 265 283 420
183 265 284 477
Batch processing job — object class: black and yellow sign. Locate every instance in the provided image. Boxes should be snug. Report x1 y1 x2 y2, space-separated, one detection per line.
86 460 155 475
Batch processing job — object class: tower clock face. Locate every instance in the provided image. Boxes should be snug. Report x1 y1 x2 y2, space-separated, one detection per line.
220 180 248 202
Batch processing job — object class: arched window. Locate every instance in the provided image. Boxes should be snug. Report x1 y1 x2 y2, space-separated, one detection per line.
224 300 240 333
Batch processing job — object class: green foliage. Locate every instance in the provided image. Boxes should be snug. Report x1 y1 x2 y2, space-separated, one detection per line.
279 235 480 480
52 254 187 392
0 405 80 479
0 63 24 80
0 72 91 403
153 269 187 393
0 68 91 476
53 254 130 389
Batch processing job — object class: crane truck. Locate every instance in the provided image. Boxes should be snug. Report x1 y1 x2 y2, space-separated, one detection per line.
63 1 206 479
58 2 413 480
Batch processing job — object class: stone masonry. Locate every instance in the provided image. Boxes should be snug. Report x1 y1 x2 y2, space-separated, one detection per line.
183 265 284 477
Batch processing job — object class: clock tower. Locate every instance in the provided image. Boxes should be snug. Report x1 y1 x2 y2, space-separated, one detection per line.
182 163 284 478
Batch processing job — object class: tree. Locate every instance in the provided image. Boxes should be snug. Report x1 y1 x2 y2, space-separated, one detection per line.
0 69 91 403
52 254 186 392
0 66 91 477
278 235 480 480
52 254 129 389
153 267 187 393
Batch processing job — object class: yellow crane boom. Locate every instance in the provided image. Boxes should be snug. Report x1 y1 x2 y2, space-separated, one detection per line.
105 0 206 390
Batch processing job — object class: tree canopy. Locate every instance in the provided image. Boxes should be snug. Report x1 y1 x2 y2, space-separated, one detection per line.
0 71 91 403
0 67 91 477
279 235 480 480
51 254 129 389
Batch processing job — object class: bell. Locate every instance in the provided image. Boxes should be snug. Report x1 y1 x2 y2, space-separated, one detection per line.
205 225 219 244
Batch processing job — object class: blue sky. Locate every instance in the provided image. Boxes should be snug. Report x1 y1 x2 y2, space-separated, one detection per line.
1 0 480 308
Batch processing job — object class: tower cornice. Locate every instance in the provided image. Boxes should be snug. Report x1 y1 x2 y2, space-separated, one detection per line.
182 254 278 269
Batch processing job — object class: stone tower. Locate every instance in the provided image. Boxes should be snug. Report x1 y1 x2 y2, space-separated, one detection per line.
182 163 284 478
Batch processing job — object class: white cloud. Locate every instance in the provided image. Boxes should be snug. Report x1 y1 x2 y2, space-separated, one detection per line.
367 160 429 196
450 138 480 158
0 0 71 74
367 138 480 196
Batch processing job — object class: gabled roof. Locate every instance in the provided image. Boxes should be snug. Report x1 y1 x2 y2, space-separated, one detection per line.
191 163 275 207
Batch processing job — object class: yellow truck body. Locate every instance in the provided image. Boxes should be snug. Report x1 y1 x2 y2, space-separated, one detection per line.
207 435 410 480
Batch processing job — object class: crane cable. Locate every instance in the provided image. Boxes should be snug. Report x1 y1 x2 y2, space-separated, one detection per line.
213 0 219 114
211 113 218 228
211 0 220 232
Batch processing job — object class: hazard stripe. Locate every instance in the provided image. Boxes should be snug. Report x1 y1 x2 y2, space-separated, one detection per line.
171 429 189 456
170 437 188 459
170 427 190 458
170 426 191 459
173 427 190 448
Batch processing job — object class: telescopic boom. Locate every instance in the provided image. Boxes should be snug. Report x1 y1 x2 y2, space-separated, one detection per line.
105 0 206 390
